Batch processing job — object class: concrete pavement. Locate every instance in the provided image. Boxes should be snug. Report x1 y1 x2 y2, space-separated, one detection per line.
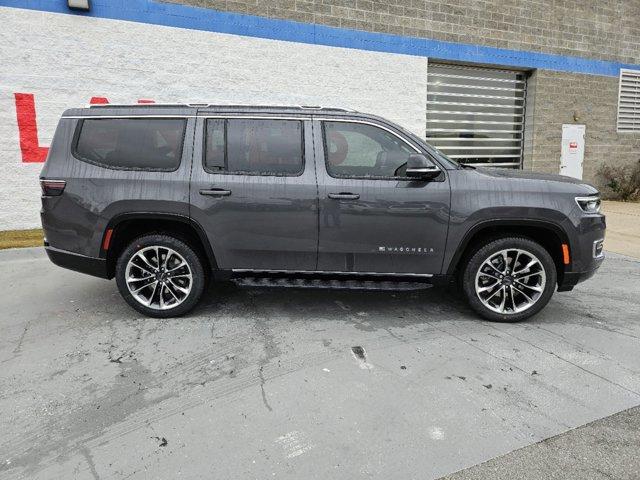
1 247 639 479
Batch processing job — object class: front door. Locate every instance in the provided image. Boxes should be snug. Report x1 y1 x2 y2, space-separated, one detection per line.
190 116 318 271
313 118 450 274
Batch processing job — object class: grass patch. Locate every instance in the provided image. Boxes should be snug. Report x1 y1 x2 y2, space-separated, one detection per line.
0 229 43 250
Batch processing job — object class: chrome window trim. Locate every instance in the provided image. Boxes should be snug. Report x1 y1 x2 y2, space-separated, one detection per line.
200 115 310 121
317 117 422 153
63 115 196 119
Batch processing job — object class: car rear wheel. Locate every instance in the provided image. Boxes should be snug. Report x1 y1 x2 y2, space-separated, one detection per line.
115 234 206 318
462 237 556 322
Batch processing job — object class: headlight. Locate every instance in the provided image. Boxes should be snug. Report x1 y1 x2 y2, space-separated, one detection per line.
575 196 601 213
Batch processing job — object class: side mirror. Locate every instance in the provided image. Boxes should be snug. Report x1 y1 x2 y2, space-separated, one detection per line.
405 154 440 180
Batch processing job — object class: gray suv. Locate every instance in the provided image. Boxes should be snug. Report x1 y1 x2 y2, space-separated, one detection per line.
40 104 605 321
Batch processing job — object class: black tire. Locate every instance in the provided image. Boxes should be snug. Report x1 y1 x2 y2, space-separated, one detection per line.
115 234 206 318
461 237 556 322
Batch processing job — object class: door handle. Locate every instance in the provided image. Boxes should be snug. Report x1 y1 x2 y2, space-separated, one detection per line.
199 188 232 197
328 192 360 200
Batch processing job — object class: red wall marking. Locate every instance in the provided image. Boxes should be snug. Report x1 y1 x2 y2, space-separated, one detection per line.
14 93 49 163
14 94 157 163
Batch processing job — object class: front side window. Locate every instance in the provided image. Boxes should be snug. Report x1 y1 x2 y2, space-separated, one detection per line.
323 121 415 179
74 118 186 170
204 119 304 175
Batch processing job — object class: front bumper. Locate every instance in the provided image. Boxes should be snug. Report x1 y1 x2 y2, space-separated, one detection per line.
557 258 603 291
557 214 606 292
45 245 110 279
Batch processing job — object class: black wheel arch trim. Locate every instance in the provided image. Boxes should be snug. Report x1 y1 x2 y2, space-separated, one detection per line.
445 218 572 276
100 212 218 270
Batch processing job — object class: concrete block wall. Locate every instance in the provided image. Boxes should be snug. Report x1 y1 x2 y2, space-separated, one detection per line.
175 0 640 64
524 70 640 183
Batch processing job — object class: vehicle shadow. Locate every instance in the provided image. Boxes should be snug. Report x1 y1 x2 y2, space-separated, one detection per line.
194 281 477 330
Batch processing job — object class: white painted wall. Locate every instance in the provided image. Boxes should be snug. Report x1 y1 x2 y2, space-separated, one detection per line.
0 7 428 230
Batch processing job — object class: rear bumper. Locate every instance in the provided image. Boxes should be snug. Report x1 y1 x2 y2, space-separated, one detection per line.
45 245 110 279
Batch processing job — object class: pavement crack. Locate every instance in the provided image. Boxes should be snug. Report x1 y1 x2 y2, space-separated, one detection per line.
247 292 279 412
12 322 30 354
258 365 272 412
80 446 101 480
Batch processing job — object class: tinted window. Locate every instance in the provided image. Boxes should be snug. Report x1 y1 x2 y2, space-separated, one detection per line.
205 119 225 171
204 119 303 175
75 118 186 170
323 121 414 178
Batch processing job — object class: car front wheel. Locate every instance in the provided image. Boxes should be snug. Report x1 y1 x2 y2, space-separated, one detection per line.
115 234 206 318
462 237 557 322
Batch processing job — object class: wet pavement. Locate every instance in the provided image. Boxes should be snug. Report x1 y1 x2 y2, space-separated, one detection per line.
1 247 639 479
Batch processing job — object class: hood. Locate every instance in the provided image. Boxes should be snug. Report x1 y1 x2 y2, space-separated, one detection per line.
474 167 599 194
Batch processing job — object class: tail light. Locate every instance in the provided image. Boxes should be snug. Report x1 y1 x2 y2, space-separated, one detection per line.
40 179 66 196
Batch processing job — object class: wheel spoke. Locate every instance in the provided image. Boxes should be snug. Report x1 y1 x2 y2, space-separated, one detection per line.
133 253 156 273
165 283 181 302
515 271 542 280
167 261 187 273
170 273 192 279
159 283 166 309
485 285 503 302
483 261 504 276
127 273 154 284
478 281 500 293
497 286 507 312
515 280 543 292
509 286 517 311
501 251 509 272
169 279 190 295
514 286 534 303
514 258 537 275
479 271 501 281
144 281 159 306
132 279 156 293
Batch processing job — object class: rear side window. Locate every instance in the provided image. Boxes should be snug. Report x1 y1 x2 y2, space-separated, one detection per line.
74 118 186 171
204 119 304 176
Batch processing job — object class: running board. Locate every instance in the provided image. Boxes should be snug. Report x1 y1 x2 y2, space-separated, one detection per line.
231 275 432 291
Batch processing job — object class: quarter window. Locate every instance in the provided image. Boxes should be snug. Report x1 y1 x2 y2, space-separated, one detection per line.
323 121 415 179
204 119 304 175
74 118 186 170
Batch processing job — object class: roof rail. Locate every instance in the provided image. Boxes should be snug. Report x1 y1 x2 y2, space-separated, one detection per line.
87 103 355 112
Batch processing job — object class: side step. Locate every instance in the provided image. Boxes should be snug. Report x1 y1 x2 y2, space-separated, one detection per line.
232 276 432 291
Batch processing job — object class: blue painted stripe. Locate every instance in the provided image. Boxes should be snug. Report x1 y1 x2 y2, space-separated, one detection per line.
2 0 638 77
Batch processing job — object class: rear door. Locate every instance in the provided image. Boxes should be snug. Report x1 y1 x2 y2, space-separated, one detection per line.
189 114 318 271
313 117 451 274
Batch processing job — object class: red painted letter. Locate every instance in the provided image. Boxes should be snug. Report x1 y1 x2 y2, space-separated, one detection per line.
14 93 49 163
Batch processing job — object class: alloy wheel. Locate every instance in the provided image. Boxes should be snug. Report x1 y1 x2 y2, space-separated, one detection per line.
474 248 546 315
125 246 193 310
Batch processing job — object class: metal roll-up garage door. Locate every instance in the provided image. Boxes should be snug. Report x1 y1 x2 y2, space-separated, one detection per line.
426 64 527 168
